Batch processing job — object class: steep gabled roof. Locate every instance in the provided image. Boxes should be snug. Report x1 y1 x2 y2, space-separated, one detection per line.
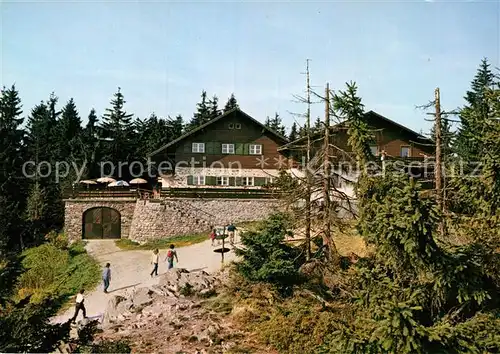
363 110 431 142
148 108 289 157
277 110 433 152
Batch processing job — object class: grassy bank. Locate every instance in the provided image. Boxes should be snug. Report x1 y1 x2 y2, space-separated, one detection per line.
115 232 209 250
14 239 101 306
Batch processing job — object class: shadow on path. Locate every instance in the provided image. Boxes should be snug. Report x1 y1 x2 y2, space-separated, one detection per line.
107 283 142 293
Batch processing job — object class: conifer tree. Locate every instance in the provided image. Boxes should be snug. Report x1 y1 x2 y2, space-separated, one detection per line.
455 58 497 162
223 93 239 113
187 91 211 131
265 112 286 136
0 85 26 251
208 95 221 120
171 114 184 136
289 122 298 142
100 87 134 165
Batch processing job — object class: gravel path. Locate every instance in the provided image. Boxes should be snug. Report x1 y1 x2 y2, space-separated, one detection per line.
52 235 239 323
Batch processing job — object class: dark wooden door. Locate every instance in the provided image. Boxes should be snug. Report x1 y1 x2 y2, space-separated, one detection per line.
83 207 121 239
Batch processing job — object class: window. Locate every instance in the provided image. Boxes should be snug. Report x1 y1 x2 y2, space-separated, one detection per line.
265 177 275 184
228 123 234 129
242 177 254 186
217 176 229 186
370 145 378 156
192 142 205 153
249 144 262 155
222 144 235 154
235 123 241 129
400 146 411 157
193 176 205 185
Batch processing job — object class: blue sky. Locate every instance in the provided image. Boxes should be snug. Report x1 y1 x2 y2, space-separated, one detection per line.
2 0 499 136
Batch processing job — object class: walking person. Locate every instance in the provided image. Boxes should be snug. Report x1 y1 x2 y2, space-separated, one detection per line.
150 249 159 277
227 223 237 245
71 289 87 323
102 263 111 293
210 228 216 246
165 244 178 269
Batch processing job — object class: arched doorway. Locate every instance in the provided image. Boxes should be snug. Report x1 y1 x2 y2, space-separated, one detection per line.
82 207 121 239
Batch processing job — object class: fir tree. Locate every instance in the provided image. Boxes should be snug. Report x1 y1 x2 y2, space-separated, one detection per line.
100 87 134 165
455 58 497 162
289 122 298 142
187 91 211 130
208 95 221 120
55 98 82 161
0 85 26 251
265 112 286 136
171 114 184 136
223 93 239 113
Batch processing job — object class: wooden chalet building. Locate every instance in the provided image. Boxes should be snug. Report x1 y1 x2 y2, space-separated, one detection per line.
148 108 293 198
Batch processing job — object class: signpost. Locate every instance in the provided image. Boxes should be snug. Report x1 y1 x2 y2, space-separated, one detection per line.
213 225 230 265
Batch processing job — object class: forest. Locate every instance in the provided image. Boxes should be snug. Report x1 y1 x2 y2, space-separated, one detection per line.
0 58 499 353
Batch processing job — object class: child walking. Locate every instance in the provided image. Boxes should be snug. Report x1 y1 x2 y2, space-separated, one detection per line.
210 229 216 246
102 263 111 293
165 244 178 269
150 249 159 277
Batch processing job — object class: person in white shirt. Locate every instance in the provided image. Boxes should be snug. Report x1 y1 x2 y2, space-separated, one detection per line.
150 249 159 277
71 289 86 323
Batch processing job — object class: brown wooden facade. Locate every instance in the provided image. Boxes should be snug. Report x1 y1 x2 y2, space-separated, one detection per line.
149 109 291 189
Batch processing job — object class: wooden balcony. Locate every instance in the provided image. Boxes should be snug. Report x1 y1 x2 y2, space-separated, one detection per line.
161 187 281 199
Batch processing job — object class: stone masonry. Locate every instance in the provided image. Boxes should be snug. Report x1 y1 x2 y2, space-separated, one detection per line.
64 198 137 243
64 197 280 243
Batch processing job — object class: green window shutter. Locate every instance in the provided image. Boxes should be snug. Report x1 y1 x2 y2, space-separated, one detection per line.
184 143 191 153
214 142 222 154
235 177 242 186
254 177 266 186
229 177 236 186
206 142 214 154
235 143 244 155
206 176 216 185
243 143 249 155
187 175 194 185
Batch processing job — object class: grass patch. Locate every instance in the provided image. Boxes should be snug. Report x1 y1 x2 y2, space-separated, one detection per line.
14 240 100 306
115 232 209 250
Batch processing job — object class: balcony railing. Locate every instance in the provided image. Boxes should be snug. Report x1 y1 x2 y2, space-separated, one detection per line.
64 186 155 199
161 187 281 199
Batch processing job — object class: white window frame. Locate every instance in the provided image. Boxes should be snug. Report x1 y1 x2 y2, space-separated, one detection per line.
265 177 275 184
249 144 262 155
370 145 378 156
235 123 241 129
216 176 229 186
222 143 235 154
228 123 234 129
400 146 411 157
193 175 205 185
242 177 254 186
192 142 205 153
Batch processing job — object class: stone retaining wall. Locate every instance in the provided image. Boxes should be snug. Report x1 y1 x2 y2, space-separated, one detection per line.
64 198 137 243
64 197 281 243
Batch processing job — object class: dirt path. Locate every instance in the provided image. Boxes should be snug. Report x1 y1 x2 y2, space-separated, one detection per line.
53 236 239 323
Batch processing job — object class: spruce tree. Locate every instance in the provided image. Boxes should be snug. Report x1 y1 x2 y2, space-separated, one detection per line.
55 98 82 161
455 58 497 162
100 87 134 166
171 114 184 136
289 122 298 142
223 93 239 113
0 85 26 252
208 95 221 120
81 109 99 179
265 112 286 136
187 91 211 131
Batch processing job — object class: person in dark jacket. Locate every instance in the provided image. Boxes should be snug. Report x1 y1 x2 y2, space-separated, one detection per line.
102 263 111 293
